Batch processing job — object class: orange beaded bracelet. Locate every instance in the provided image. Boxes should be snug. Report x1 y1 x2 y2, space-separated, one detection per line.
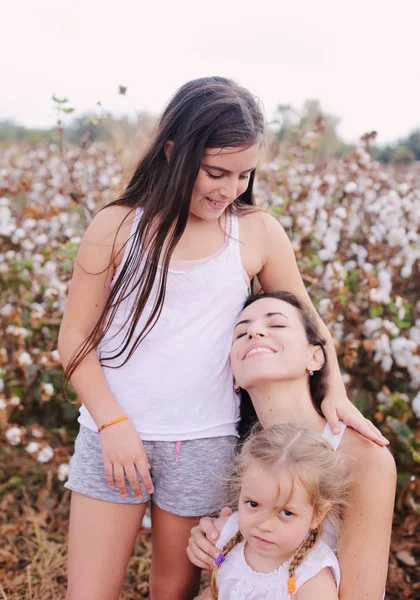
97 415 128 432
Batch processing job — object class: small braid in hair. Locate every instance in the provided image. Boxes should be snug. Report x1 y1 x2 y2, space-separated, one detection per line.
210 531 243 599
287 528 320 595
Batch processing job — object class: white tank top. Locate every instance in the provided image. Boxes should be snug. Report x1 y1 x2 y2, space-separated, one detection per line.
78 209 249 440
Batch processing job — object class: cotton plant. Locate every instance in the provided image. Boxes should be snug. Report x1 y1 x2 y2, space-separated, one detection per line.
0 139 418 470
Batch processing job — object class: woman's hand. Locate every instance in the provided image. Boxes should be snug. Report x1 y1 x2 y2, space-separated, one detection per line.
99 418 154 498
321 393 389 446
187 507 232 569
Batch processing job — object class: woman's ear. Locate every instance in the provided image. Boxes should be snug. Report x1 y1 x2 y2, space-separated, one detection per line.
307 345 325 375
164 140 174 162
311 502 331 530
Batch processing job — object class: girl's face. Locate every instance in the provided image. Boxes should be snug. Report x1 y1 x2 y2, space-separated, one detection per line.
189 143 259 221
238 460 323 563
231 298 317 390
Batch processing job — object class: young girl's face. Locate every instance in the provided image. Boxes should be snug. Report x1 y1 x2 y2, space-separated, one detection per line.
189 143 259 221
231 298 317 391
238 461 322 563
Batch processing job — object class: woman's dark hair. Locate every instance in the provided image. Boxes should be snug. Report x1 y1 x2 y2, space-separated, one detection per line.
238 291 329 440
65 76 265 381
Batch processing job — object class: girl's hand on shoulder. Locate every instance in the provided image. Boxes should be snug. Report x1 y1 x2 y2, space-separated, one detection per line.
99 418 153 498
186 507 232 569
321 393 389 447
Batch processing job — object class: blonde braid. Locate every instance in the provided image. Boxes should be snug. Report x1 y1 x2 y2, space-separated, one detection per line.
287 528 319 596
210 531 243 599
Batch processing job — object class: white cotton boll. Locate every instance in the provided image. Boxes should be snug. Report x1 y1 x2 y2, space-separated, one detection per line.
391 338 417 369
36 446 54 463
59 213 69 225
318 298 332 318
10 396 21 406
51 349 60 362
21 239 35 251
44 261 57 275
0 196 11 206
409 326 420 345
280 215 293 228
345 181 358 194
401 264 412 278
381 355 393 372
363 262 374 274
34 233 49 245
22 218 37 229
383 320 400 337
18 352 32 366
377 391 392 407
363 318 383 337
344 260 357 271
42 383 54 397
388 227 406 248
26 442 40 454
31 426 44 439
57 463 70 481
0 398 6 408
369 288 383 303
0 304 13 316
378 270 392 304
6 426 21 445
324 174 337 186
334 206 347 220
412 391 420 419
399 183 410 196
342 373 351 384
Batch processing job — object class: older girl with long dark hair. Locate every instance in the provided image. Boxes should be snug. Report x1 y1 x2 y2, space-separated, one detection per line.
59 78 388 600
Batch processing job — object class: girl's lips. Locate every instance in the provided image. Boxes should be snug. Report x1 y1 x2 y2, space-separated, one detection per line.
253 535 274 547
206 197 228 211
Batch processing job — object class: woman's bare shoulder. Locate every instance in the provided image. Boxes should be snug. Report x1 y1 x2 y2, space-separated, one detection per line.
340 426 396 480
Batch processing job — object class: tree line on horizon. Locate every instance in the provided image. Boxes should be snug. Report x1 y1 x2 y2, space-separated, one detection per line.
0 98 419 165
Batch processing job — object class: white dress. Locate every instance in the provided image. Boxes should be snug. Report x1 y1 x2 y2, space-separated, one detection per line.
215 513 340 600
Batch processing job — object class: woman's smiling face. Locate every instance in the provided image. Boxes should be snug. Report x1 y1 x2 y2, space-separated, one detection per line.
231 297 316 390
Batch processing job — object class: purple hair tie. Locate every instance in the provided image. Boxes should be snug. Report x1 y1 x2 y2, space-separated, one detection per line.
214 553 226 566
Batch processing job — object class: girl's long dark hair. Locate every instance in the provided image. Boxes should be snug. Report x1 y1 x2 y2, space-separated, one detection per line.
66 77 264 381
237 291 329 440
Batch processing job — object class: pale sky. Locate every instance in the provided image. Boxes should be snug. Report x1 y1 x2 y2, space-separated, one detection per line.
2 0 419 143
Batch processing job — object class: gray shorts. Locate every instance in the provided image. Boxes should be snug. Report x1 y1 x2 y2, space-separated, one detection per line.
65 425 237 517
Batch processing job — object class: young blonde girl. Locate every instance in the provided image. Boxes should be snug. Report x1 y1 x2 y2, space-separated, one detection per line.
204 423 352 600
59 77 386 600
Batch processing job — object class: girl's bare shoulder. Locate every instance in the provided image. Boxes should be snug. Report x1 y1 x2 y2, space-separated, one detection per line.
83 205 136 267
87 205 135 243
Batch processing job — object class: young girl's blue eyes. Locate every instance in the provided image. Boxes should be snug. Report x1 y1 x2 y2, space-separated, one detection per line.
280 510 294 518
246 501 259 509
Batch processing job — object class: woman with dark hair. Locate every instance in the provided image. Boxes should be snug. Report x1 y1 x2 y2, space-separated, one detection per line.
58 77 387 599
188 292 396 600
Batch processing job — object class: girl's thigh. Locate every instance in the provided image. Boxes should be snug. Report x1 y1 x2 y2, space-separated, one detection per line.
150 502 201 600
66 491 148 600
